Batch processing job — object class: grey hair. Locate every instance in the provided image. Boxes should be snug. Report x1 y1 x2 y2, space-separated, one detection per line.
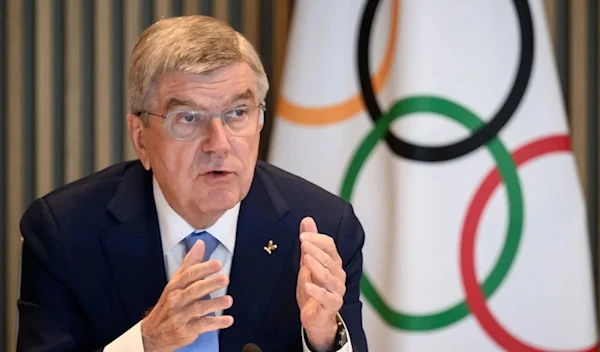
127 15 269 118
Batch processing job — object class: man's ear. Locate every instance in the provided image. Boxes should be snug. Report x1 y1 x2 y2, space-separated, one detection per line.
126 114 151 170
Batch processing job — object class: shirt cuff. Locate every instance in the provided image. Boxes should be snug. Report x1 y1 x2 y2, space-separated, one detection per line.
301 313 352 352
104 321 145 352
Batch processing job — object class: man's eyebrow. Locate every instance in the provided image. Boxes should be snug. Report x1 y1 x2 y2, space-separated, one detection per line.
224 89 256 107
163 98 206 112
162 89 256 113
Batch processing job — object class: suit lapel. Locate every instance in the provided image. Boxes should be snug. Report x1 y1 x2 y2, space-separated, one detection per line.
96 162 296 341
98 163 167 324
220 165 294 348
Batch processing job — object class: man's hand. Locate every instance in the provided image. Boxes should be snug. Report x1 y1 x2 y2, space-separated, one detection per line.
297 217 346 351
140 240 234 352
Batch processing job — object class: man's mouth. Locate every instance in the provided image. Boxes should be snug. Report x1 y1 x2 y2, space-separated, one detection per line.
203 170 233 179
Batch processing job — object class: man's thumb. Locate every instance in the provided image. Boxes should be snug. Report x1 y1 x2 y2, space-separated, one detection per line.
300 216 318 234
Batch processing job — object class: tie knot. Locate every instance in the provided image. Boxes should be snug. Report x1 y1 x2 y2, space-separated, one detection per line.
184 231 219 262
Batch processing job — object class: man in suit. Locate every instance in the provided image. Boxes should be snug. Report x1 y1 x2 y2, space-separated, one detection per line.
17 15 367 352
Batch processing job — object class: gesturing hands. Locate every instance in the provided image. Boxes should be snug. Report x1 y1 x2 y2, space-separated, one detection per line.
140 241 233 352
297 217 347 350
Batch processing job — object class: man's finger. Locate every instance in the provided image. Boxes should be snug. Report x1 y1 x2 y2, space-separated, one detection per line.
301 241 346 287
301 240 343 272
176 240 207 275
298 265 312 284
181 274 229 303
304 254 345 296
182 295 233 323
188 315 235 335
300 233 342 265
176 296 233 329
300 216 318 235
174 260 222 290
305 282 343 312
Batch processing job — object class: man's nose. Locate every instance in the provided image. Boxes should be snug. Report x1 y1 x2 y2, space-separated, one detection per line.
202 117 231 154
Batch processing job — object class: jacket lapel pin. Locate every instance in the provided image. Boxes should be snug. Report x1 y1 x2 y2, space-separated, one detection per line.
263 240 278 255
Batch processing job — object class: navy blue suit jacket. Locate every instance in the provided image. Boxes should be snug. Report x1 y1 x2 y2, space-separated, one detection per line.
17 160 368 351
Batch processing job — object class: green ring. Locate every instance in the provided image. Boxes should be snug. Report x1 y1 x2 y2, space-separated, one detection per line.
340 96 523 331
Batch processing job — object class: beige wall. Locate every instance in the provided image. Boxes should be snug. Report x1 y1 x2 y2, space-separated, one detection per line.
544 0 596 210
6 0 23 349
544 1 600 324
3 0 598 350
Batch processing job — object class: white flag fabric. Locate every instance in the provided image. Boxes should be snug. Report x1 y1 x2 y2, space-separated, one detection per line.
268 0 598 350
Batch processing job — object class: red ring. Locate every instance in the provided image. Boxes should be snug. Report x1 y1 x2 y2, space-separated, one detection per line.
460 135 598 352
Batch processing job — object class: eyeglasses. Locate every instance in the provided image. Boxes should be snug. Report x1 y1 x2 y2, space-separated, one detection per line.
142 105 266 140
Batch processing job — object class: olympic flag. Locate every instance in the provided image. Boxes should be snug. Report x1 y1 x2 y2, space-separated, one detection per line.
268 0 598 350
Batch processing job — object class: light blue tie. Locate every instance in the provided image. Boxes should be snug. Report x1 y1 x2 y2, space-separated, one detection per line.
177 231 220 352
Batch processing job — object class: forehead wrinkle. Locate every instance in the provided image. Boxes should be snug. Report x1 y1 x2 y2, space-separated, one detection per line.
157 68 258 113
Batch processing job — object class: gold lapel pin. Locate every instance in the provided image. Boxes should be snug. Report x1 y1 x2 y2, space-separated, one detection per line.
264 240 278 255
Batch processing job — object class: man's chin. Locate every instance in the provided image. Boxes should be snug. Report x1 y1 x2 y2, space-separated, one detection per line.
200 189 240 213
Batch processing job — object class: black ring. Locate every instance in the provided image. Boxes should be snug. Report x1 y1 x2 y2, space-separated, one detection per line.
357 0 534 162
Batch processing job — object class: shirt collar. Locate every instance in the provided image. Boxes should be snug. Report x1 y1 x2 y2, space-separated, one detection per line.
152 176 239 255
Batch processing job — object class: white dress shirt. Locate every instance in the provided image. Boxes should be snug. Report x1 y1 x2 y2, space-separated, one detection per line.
104 177 352 351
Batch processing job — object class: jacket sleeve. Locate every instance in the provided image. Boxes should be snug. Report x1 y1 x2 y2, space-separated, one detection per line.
336 202 368 352
17 198 96 352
